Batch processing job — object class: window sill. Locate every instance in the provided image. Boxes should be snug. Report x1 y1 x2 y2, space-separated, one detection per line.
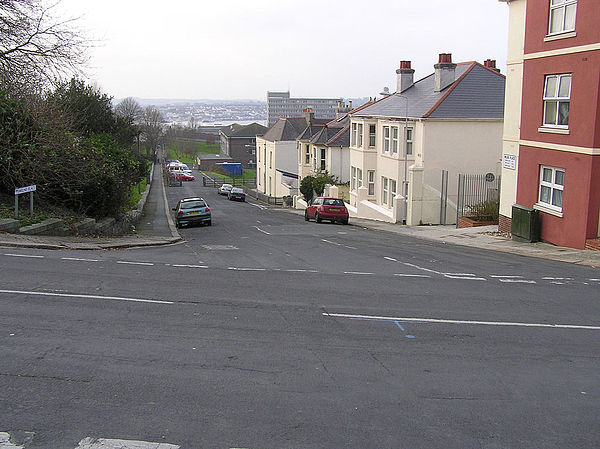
534 202 563 218
544 31 576 42
538 126 570 135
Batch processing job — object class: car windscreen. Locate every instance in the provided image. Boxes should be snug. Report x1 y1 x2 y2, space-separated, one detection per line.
180 201 206 209
324 199 344 206
231 188 243 193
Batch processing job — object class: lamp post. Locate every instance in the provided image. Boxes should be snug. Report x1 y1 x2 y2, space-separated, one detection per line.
397 94 409 224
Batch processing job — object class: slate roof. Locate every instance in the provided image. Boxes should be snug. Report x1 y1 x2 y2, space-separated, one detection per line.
221 122 267 138
310 125 347 146
352 62 505 120
261 117 330 142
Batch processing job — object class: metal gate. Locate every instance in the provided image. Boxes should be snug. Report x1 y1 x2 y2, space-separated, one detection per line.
456 173 501 227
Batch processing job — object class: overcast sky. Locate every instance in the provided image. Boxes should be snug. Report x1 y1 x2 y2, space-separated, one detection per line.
56 0 509 101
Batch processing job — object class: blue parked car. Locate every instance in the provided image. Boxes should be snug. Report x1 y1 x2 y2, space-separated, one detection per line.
173 197 211 228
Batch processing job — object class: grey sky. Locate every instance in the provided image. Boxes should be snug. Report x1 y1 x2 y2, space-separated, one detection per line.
57 0 509 101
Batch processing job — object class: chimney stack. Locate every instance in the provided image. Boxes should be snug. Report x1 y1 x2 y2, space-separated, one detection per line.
302 108 314 125
434 53 456 93
396 60 415 93
484 59 501 73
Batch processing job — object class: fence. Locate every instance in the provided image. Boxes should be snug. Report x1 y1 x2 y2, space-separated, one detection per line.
456 173 501 226
202 176 256 188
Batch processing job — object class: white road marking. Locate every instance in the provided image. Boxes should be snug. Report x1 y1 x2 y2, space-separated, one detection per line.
402 262 442 275
116 261 154 266
171 264 208 268
394 273 430 278
61 257 99 262
323 312 600 331
490 275 523 278
444 272 477 277
443 275 486 281
76 437 179 449
321 239 356 250
499 279 537 284
384 256 397 261
344 271 374 275
253 226 270 235
542 277 573 280
228 267 266 271
0 289 173 305
284 269 319 273
0 431 25 448
4 253 44 258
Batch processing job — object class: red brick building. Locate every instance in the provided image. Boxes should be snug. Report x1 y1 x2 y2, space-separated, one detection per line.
499 0 600 249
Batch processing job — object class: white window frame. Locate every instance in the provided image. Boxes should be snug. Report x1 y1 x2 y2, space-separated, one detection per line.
305 144 310 165
358 123 363 147
351 123 357 147
357 168 363 188
543 74 571 128
383 126 390 152
548 0 577 36
351 166 357 191
537 165 565 212
367 170 375 196
382 177 389 205
405 128 413 155
369 124 376 147
390 179 397 206
391 127 399 154
320 148 326 171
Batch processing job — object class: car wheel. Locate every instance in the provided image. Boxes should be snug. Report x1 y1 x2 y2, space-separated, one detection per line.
207 220 212 226
315 212 322 223
342 219 349 225
304 210 309 221
175 221 180 229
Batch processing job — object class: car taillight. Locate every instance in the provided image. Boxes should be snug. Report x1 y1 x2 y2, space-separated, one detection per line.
177 210 183 215
205 207 210 212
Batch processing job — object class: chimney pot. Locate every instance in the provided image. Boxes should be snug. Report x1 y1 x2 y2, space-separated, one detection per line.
438 53 452 64
434 53 457 92
396 60 415 93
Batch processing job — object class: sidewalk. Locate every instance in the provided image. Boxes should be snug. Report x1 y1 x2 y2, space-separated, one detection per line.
1 168 599 267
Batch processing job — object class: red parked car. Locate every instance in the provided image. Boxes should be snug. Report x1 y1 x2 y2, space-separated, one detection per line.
305 197 349 225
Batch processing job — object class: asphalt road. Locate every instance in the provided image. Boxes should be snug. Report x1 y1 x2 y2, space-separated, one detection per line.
1 173 599 448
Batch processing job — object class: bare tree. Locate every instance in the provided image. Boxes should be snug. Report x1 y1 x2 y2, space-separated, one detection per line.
0 0 90 91
115 97 142 123
141 106 163 157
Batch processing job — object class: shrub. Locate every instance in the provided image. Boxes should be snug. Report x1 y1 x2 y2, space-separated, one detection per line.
300 176 314 203
468 199 499 222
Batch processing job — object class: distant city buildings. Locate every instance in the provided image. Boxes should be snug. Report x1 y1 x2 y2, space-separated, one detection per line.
266 91 343 127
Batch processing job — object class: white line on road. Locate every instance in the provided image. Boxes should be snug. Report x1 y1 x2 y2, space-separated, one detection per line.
542 277 573 280
61 257 100 262
116 261 154 266
384 256 398 261
402 262 442 275
490 275 523 278
4 253 44 258
344 271 374 275
323 312 600 331
284 269 319 273
499 279 537 284
444 275 487 281
253 226 270 235
228 267 267 271
394 273 430 278
171 264 208 268
0 289 173 305
444 273 477 277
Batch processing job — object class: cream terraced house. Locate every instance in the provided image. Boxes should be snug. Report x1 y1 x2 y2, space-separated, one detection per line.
297 102 375 188
348 54 506 225
256 110 329 198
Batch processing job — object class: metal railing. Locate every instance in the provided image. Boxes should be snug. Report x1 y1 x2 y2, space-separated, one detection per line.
456 173 501 226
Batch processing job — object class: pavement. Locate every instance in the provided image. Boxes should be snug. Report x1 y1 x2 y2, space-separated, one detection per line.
1 164 599 268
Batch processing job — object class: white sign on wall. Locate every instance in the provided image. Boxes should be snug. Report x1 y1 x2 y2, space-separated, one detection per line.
503 154 517 170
